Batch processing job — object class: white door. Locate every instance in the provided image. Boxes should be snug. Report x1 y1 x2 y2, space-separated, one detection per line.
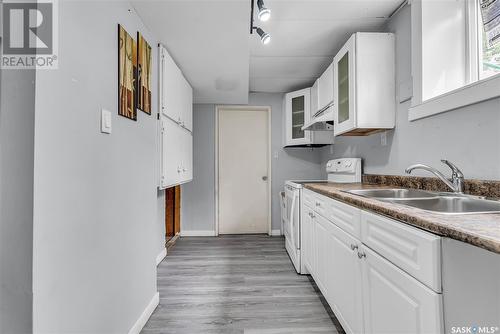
361 245 443 334
218 108 269 234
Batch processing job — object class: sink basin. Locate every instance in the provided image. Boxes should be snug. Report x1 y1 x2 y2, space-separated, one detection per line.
345 188 500 214
384 196 500 215
346 188 438 200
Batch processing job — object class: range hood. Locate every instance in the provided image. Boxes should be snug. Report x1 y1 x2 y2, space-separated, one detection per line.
302 103 334 131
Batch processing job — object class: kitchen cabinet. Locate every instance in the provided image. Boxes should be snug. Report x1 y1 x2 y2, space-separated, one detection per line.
159 45 193 132
314 214 330 295
333 32 395 136
160 118 193 188
285 88 311 146
158 44 193 189
301 205 315 275
301 189 443 334
326 218 364 334
318 62 334 111
361 245 443 334
284 88 334 147
310 79 319 115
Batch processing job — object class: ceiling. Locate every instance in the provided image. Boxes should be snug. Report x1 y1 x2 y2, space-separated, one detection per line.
133 0 403 104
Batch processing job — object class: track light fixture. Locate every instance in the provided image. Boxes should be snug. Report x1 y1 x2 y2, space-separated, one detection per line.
250 0 272 45
257 0 271 22
255 27 271 45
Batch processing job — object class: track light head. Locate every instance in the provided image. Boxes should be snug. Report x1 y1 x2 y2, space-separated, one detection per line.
257 0 271 22
255 27 271 45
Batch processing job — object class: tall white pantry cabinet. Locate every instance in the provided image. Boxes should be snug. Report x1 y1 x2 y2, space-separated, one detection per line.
158 44 193 189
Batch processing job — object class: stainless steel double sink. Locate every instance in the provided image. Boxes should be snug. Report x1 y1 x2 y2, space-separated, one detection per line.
345 189 500 215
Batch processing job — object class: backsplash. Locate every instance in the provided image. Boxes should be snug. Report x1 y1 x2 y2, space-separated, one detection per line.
363 174 500 199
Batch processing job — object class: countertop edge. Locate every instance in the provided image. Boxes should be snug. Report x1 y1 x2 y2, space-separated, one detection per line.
303 184 500 255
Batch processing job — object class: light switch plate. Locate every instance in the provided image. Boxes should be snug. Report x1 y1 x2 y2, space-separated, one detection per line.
101 109 112 134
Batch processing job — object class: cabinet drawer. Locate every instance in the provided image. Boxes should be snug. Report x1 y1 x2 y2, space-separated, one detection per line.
302 189 316 208
317 196 361 239
361 211 441 292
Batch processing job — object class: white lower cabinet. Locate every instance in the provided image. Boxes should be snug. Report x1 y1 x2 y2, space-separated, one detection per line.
314 214 330 295
302 191 443 334
361 245 443 334
301 205 315 275
321 215 364 334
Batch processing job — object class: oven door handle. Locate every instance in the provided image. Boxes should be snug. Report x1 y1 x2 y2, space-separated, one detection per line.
288 189 297 248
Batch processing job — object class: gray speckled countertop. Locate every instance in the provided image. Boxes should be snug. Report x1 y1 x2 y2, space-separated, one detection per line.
304 182 500 254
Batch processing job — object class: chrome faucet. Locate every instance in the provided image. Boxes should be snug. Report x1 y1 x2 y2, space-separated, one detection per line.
405 160 465 194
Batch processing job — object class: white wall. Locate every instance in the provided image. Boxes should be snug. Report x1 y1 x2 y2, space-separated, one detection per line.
32 1 159 332
182 93 323 234
0 32 35 334
321 5 500 181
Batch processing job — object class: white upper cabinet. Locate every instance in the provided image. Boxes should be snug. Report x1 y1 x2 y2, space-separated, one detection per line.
159 45 193 132
158 45 193 189
284 88 312 146
333 32 395 136
310 79 319 115
318 62 334 111
284 87 334 147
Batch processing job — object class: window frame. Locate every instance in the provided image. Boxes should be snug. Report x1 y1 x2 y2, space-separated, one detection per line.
409 0 500 121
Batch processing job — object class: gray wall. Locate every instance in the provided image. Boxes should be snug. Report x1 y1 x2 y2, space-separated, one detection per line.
181 104 217 233
32 1 159 332
0 29 35 334
182 93 323 233
320 5 500 180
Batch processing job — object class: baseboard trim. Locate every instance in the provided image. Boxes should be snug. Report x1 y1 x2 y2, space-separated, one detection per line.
180 230 216 237
155 248 167 266
269 229 282 236
128 292 159 334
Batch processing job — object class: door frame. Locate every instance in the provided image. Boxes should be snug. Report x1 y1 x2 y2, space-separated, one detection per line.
214 105 272 236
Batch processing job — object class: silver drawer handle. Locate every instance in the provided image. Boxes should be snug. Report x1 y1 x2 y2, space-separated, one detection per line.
357 251 366 259
350 244 358 251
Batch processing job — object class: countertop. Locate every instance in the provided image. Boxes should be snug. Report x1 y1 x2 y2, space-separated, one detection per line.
304 182 500 254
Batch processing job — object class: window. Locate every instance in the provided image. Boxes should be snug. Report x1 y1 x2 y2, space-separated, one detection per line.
480 14 500 80
409 0 500 121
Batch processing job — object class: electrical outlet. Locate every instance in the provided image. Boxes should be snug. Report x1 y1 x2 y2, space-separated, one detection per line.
381 132 387 146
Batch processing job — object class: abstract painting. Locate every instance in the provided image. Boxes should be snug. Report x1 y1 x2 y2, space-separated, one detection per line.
137 32 152 114
118 24 137 121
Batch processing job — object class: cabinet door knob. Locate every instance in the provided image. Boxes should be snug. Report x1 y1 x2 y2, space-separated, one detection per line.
350 244 358 251
357 252 366 259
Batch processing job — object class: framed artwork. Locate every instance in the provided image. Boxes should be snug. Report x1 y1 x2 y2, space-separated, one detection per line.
137 32 152 115
118 24 137 121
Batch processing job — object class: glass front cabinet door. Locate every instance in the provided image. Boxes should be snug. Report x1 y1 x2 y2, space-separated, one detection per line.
285 88 311 146
333 34 356 136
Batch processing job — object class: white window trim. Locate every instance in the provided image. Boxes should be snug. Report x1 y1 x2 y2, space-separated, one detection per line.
409 0 500 121
409 74 500 121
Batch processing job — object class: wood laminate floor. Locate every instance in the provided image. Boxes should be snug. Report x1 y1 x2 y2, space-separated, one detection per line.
142 235 344 334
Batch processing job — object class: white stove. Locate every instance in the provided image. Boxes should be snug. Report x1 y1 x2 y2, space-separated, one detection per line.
283 158 362 273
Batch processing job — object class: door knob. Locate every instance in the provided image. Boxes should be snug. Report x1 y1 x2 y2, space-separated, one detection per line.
262 176 268 181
